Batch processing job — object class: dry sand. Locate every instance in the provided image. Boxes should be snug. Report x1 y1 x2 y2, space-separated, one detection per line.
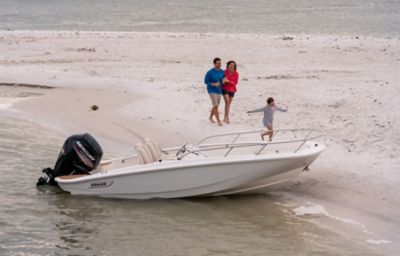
1 30 399 251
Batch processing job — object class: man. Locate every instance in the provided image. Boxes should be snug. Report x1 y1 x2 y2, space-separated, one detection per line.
204 57 224 126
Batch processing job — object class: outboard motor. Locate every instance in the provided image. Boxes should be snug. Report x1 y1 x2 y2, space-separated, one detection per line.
37 133 103 186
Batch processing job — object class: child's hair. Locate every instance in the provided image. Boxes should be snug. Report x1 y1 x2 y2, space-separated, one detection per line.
267 97 274 104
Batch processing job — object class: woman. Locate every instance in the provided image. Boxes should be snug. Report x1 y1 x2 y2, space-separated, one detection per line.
222 60 239 123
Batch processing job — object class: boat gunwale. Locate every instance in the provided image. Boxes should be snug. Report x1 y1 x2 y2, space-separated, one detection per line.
55 141 325 185
99 131 325 166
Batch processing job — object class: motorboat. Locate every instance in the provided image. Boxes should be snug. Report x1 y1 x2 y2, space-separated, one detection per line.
37 129 326 199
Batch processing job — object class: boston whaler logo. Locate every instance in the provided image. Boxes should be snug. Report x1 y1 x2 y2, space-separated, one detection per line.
89 180 114 189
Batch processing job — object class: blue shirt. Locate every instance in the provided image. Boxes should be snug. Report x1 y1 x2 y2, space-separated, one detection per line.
204 68 224 94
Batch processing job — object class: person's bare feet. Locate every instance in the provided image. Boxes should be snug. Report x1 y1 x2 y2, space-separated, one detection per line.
217 121 223 126
209 118 215 123
224 117 230 124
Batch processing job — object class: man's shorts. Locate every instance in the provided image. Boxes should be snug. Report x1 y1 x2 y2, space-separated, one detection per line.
209 93 221 107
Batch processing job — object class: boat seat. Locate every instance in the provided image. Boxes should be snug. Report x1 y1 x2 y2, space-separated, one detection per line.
144 137 161 162
135 139 171 164
135 143 155 164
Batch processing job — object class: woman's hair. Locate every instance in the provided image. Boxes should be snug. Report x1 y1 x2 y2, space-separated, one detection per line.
267 97 274 104
226 60 237 71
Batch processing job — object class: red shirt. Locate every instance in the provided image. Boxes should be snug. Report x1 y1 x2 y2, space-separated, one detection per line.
222 69 239 92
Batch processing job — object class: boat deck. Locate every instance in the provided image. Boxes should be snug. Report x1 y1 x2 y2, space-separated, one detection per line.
95 129 325 172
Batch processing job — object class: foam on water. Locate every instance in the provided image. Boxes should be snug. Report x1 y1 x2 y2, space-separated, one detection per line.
294 202 374 234
294 203 327 216
366 239 392 245
293 202 396 248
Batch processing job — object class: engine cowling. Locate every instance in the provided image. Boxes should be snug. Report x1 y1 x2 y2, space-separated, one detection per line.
37 133 103 186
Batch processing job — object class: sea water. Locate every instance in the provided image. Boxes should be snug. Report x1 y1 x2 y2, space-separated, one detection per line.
0 0 399 36
0 116 382 255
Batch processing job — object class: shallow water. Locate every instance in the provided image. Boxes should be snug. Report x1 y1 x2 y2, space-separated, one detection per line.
0 116 382 255
0 0 399 36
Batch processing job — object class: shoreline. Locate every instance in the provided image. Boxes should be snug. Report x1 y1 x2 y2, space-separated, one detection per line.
2 29 400 40
1 30 399 252
0 85 182 155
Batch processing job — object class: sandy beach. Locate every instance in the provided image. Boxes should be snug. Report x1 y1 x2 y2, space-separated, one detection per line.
1 30 400 252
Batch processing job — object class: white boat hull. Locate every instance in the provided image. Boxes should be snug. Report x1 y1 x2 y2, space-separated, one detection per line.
214 145 322 195
56 141 325 199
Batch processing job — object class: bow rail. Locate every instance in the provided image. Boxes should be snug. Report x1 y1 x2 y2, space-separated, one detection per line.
176 129 325 160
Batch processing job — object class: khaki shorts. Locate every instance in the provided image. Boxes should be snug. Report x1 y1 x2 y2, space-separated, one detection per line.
209 93 221 107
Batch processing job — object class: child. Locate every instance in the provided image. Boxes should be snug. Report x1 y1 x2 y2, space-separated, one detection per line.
247 97 288 141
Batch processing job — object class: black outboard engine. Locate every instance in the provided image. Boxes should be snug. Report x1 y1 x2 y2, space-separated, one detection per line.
37 133 103 186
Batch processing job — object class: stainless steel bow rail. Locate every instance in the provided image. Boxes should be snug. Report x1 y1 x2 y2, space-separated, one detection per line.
176 129 325 159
